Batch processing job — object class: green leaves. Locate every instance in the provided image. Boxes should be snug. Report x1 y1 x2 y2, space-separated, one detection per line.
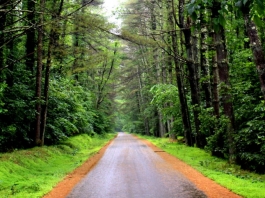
235 0 243 7
218 14 226 27
150 84 180 119
0 83 7 113
235 0 250 7
235 0 265 23
243 0 249 5
187 0 228 28
186 1 201 21
253 15 263 26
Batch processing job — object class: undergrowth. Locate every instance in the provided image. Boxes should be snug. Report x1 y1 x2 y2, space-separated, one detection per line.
136 134 265 198
0 133 116 198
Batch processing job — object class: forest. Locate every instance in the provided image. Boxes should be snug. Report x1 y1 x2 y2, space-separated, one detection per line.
0 0 265 174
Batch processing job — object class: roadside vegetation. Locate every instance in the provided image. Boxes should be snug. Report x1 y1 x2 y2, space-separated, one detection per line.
0 133 116 198
136 134 265 198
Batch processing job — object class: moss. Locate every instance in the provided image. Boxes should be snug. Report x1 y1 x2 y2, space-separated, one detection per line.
0 133 116 198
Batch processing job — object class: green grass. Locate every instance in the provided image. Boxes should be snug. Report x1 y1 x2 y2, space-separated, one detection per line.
0 133 116 198
135 134 265 198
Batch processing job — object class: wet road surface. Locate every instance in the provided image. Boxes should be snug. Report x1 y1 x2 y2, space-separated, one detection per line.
67 133 207 198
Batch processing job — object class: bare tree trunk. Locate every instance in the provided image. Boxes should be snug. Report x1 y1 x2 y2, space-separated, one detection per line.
166 17 175 139
168 0 193 146
25 0 35 74
41 0 64 146
0 1 8 74
150 0 165 137
6 9 14 87
211 32 220 118
212 1 235 162
35 0 45 146
200 8 212 109
179 0 201 147
136 60 150 135
138 45 151 135
242 4 265 100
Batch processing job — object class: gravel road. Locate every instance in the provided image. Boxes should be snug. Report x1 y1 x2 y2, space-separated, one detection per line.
66 133 207 198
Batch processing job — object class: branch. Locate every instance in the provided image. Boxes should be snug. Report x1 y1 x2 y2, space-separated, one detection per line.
64 0 94 17
0 51 34 73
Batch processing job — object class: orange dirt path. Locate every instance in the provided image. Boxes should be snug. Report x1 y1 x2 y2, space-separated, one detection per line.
138 138 242 198
43 135 242 198
43 139 114 198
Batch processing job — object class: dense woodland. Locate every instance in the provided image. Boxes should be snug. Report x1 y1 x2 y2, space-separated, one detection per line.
0 0 265 173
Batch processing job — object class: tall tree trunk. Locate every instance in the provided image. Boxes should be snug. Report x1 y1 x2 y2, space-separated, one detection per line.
200 8 212 109
35 0 45 146
150 0 165 137
212 1 235 162
166 12 175 139
136 60 150 135
25 0 36 75
183 30 202 147
138 45 151 135
242 4 265 100
0 1 8 75
179 0 201 147
168 0 193 146
211 31 220 118
6 9 14 87
200 7 213 142
41 0 64 146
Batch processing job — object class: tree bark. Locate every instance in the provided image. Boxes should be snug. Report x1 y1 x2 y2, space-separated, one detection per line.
6 9 14 87
168 0 193 146
0 1 8 75
211 32 220 118
41 0 64 146
211 1 235 162
200 8 212 109
150 0 165 137
136 60 150 135
179 0 201 147
242 4 265 100
25 0 35 74
35 0 45 146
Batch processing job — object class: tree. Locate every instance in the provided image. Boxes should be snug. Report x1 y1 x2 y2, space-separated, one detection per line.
41 0 64 146
35 0 45 146
239 0 265 100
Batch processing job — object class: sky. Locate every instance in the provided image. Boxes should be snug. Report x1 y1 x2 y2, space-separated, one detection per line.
103 0 121 13
102 0 125 26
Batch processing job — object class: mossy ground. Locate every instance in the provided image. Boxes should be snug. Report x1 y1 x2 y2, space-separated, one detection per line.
136 134 265 198
0 133 116 198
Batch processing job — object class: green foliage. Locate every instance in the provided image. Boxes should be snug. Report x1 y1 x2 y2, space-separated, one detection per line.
45 77 95 144
0 133 116 197
0 76 35 151
235 0 265 27
206 115 230 158
235 101 265 173
198 107 216 137
0 83 6 113
0 0 120 153
198 107 232 157
150 84 183 135
226 26 265 172
186 0 230 30
93 111 111 135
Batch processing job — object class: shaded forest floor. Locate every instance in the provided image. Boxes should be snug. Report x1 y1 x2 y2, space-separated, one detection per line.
43 135 241 198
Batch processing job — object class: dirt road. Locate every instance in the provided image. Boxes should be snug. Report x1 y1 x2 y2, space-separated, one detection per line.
66 133 206 198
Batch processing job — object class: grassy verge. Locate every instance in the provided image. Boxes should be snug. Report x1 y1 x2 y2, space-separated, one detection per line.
0 133 116 198
135 134 265 198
